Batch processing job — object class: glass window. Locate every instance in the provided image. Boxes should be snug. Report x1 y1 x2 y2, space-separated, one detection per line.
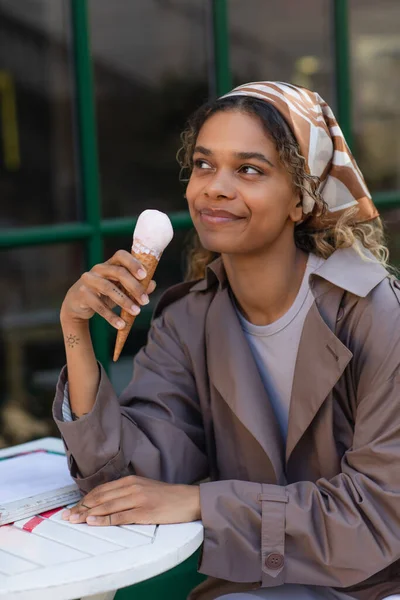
381 207 400 268
104 228 193 393
0 0 80 228
350 0 400 192
0 243 85 448
88 0 211 220
228 0 335 105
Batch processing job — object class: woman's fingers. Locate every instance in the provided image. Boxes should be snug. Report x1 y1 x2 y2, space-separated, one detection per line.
71 486 135 517
105 251 157 301
106 250 148 281
79 287 127 330
63 483 140 524
81 272 141 317
63 476 138 519
92 262 148 304
61 249 157 324
85 493 137 517
61 476 198 527
66 493 134 524
89 265 150 308
147 280 156 294
87 509 144 527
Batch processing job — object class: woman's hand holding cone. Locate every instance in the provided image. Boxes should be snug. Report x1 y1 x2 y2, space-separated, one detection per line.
60 249 156 330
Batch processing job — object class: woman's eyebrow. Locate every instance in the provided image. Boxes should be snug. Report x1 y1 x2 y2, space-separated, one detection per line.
235 151 274 168
193 146 274 168
193 145 212 156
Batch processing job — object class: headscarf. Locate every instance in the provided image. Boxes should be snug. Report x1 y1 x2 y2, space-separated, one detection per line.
221 81 379 228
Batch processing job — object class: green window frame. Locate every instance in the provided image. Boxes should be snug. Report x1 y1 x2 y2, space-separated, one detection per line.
1 0 399 374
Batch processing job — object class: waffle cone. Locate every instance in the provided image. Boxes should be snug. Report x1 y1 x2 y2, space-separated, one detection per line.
113 251 159 361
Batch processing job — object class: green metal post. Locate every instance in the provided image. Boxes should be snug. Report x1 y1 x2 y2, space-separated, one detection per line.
333 0 353 149
71 0 110 370
212 0 232 96
0 223 93 248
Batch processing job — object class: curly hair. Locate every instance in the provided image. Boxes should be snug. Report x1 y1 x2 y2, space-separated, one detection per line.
177 96 389 281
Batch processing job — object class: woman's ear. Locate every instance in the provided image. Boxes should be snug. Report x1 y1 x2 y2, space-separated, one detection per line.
289 194 303 224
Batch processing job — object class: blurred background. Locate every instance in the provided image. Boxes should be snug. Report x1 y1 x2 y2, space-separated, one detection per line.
1 0 400 448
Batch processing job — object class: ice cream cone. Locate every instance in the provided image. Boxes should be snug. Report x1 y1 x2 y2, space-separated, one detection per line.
113 247 159 362
112 209 174 361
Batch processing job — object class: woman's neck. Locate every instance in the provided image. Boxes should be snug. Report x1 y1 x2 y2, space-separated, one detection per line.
222 238 308 326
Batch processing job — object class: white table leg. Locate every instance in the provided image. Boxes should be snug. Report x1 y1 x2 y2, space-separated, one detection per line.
82 591 116 600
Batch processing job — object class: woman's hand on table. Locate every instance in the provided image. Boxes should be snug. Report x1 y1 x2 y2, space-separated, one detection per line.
61 476 201 526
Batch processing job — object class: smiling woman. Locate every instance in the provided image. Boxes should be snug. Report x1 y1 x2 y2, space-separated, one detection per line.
53 82 400 600
185 109 302 261
180 93 386 289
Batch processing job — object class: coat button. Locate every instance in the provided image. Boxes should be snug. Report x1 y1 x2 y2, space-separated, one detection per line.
265 553 284 570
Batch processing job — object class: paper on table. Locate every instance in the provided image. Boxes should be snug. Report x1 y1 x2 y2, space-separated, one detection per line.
0 452 75 505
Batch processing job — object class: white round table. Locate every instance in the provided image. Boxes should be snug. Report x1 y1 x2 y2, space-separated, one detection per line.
0 438 204 600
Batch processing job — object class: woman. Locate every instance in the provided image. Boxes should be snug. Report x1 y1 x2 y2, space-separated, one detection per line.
54 82 400 600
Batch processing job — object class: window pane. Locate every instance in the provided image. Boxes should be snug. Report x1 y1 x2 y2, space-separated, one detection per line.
228 0 335 105
350 0 400 192
88 0 210 219
104 228 193 394
0 243 85 447
0 0 79 228
382 207 400 268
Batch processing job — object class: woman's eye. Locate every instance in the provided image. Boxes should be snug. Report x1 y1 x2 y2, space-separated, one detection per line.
194 159 212 170
240 165 262 175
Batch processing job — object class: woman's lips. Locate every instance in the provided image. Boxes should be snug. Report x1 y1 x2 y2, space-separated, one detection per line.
199 209 243 225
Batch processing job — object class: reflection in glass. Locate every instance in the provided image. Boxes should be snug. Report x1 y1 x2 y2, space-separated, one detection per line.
228 0 334 105
104 228 193 394
0 0 79 228
350 0 400 192
382 207 400 268
0 244 85 447
88 0 211 219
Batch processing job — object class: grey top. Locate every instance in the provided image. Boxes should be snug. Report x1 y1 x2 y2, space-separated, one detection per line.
235 253 325 440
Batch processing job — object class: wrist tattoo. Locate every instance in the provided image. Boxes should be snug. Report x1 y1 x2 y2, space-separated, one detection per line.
66 334 80 348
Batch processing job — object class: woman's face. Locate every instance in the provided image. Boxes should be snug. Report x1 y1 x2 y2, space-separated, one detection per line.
186 109 303 255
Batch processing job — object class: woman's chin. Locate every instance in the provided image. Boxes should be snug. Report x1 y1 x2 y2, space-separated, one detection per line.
194 217 248 255
198 234 243 255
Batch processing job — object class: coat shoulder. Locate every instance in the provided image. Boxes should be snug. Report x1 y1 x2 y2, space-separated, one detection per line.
347 275 400 335
342 275 400 384
364 274 400 315
386 275 400 306
152 279 216 332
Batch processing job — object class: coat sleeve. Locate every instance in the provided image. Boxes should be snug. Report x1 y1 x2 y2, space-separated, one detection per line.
53 312 208 494
198 284 400 589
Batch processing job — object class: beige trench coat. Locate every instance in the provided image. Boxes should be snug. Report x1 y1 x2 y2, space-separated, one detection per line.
54 246 400 600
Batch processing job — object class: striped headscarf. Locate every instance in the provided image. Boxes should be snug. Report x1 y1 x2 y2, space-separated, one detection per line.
221 81 379 228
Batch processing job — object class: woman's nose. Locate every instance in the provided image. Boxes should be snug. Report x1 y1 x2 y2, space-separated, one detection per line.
204 170 235 199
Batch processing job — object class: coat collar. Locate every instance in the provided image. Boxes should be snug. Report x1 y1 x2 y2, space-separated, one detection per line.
191 244 388 299
201 244 388 476
309 244 388 298
204 278 353 477
285 295 353 462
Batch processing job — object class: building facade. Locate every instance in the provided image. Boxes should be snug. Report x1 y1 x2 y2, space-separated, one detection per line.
1 0 400 449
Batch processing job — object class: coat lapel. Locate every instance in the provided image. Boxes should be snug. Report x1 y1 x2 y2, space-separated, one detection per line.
285 298 353 463
200 248 387 471
205 287 285 482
